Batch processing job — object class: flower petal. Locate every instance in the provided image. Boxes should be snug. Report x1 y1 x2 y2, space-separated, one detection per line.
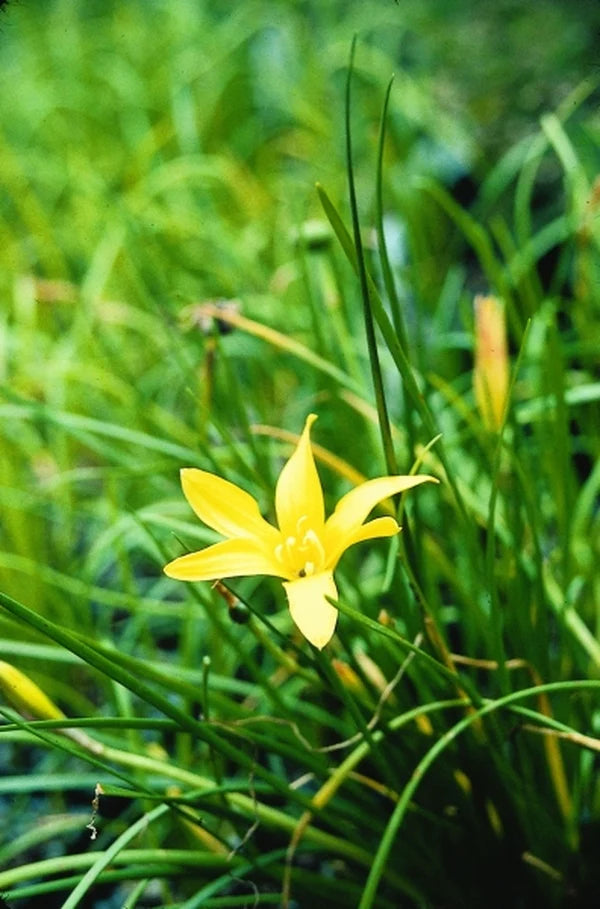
324 475 437 566
164 538 286 582
275 414 324 538
323 516 401 571
180 469 280 544
282 571 338 649
343 515 401 547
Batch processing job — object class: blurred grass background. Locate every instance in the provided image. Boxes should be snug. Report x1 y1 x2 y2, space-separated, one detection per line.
1 0 600 906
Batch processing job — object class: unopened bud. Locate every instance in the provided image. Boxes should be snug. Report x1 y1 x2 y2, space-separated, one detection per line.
0 661 64 720
331 658 364 693
473 295 509 431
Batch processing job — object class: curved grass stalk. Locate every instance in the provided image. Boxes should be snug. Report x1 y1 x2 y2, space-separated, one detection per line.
0 705 385 891
0 590 313 810
358 680 600 909
0 846 234 894
185 301 364 396
450 653 571 827
281 698 467 907
61 803 170 909
508 704 600 754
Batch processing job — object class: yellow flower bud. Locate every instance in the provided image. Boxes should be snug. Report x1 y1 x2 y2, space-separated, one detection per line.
0 661 64 720
331 658 365 694
354 650 390 698
473 295 509 431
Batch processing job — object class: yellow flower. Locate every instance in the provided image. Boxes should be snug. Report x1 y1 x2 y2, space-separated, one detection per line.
164 415 437 649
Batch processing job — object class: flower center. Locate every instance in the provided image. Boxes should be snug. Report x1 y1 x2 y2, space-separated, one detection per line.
275 516 326 579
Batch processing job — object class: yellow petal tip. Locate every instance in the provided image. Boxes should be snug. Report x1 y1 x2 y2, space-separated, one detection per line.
283 572 338 650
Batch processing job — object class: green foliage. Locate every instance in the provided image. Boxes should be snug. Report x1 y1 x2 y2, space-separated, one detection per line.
1 0 600 906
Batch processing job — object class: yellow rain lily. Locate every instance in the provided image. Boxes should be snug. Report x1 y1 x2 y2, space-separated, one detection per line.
164 415 437 649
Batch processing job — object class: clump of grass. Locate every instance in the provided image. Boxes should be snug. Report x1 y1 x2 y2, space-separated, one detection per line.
1 2 600 907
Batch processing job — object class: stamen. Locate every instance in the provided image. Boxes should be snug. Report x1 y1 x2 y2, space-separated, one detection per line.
302 529 325 566
297 515 309 535
274 520 326 578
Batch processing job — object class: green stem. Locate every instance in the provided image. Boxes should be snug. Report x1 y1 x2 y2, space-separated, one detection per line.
345 36 397 475
358 680 600 908
0 590 312 811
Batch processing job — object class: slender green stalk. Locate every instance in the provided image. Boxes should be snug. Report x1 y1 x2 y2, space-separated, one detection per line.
359 680 600 908
62 804 171 909
0 591 314 810
345 36 397 475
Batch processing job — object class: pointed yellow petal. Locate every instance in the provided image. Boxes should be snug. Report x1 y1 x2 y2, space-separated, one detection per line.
324 475 437 566
324 516 401 570
180 469 279 545
164 538 285 582
275 414 324 538
343 515 401 546
282 571 338 649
